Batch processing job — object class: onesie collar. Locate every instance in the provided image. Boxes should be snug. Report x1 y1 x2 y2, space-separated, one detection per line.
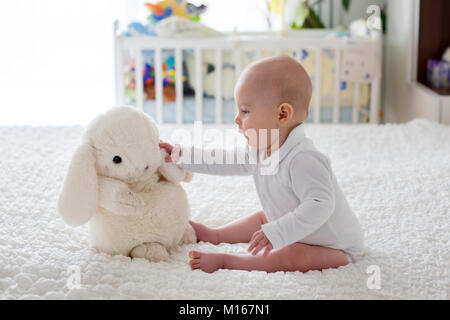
260 123 306 166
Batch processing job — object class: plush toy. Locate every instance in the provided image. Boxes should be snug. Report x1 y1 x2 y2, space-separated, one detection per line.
146 2 175 22
142 58 185 102
146 0 207 24
125 67 136 102
145 83 177 102
124 22 157 37
125 58 185 103
143 57 185 86
58 106 196 261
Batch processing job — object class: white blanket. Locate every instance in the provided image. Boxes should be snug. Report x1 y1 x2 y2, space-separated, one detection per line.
0 119 448 299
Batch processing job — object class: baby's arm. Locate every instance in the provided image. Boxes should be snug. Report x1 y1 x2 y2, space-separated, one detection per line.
261 152 335 249
160 141 257 176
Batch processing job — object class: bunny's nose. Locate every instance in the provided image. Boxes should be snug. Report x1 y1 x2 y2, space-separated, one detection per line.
144 165 149 171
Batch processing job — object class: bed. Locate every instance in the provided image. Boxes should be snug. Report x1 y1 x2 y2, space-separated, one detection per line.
0 119 448 299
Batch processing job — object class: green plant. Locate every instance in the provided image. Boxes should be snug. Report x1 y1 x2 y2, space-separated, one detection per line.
291 0 351 29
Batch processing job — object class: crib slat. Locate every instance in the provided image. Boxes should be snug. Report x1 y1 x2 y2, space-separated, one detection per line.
333 49 341 124
114 22 125 105
295 49 302 63
314 49 322 124
254 49 261 61
215 48 223 124
234 48 241 83
195 48 203 122
353 82 360 124
175 48 183 124
155 48 163 123
135 47 144 112
370 78 381 124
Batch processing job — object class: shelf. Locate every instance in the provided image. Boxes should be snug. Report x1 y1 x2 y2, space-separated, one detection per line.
418 81 450 96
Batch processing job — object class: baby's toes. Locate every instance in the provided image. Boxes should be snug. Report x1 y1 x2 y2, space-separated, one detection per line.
189 250 201 259
189 260 201 270
189 251 201 269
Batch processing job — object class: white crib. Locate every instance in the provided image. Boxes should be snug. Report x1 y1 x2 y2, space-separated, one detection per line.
113 20 382 125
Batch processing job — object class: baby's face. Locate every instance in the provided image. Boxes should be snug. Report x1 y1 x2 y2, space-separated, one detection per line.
234 77 279 151
234 55 312 152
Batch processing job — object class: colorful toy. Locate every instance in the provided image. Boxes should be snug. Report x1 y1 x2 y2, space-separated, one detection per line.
428 59 450 90
146 2 174 21
125 54 187 103
124 22 157 37
142 56 186 87
125 66 136 103
145 0 206 24
124 1 205 103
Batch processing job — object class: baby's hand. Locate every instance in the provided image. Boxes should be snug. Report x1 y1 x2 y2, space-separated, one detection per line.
248 230 273 257
159 140 181 163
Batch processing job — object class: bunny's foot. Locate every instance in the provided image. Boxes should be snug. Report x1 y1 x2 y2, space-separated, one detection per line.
130 242 169 262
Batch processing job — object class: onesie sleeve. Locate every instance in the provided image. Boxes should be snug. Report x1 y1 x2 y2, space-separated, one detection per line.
175 145 257 176
261 152 335 249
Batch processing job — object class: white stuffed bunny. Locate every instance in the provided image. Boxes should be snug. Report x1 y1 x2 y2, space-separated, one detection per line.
57 106 196 262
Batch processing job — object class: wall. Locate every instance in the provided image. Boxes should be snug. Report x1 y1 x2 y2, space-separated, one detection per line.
383 0 415 123
0 0 134 125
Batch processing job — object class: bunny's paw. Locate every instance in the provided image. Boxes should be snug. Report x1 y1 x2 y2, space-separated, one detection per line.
116 191 146 216
179 223 197 245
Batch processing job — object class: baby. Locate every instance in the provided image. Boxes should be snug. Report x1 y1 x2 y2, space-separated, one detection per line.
160 55 364 273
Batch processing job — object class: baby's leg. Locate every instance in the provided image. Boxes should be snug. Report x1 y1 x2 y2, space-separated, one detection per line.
189 210 267 245
189 242 349 273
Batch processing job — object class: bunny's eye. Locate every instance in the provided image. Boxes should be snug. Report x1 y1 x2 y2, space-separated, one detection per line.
113 156 122 164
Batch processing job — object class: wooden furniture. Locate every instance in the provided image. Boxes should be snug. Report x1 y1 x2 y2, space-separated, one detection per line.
410 0 450 124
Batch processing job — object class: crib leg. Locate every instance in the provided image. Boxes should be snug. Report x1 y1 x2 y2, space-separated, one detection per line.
370 77 381 124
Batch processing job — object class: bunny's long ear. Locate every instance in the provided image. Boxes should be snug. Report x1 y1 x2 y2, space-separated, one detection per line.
157 148 193 183
58 142 98 226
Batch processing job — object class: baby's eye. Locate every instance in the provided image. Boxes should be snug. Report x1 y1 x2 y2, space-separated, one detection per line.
241 109 249 114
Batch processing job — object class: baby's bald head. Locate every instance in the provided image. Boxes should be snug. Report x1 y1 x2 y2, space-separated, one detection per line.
235 55 312 123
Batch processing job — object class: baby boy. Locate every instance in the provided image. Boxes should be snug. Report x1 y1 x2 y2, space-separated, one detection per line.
160 55 364 273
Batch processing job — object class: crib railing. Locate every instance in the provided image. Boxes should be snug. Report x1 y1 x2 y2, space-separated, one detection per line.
114 21 382 125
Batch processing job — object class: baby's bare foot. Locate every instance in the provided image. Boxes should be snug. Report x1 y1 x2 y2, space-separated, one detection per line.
189 221 220 245
189 251 224 273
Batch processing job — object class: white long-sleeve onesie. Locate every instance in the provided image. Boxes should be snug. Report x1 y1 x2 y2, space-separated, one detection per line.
176 123 365 262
